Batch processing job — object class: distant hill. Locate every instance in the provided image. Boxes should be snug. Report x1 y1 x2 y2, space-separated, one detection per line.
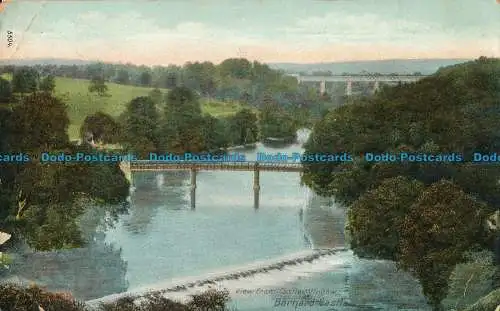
0 58 95 66
268 59 472 75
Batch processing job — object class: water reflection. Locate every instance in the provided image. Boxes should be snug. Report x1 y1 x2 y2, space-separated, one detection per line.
305 195 346 249
0 199 130 301
10 238 128 301
122 171 193 235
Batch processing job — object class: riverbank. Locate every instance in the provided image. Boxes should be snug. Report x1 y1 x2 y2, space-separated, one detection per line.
0 129 441 311
262 136 297 144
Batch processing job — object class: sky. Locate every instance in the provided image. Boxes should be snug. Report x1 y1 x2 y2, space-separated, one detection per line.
0 0 499 65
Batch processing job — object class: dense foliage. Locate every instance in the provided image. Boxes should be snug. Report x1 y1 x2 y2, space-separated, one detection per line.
0 283 85 311
88 75 109 97
0 283 231 311
259 94 297 140
80 112 122 144
0 92 129 251
118 87 261 156
39 75 56 93
161 86 206 153
302 57 500 310
2 58 337 139
11 67 39 94
0 77 12 103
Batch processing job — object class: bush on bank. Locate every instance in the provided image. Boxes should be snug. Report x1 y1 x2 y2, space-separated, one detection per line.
0 283 86 311
0 283 231 311
462 288 500 311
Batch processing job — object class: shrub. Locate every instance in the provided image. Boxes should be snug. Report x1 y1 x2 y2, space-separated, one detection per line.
100 290 231 311
100 294 188 311
0 283 232 311
0 283 85 311
186 288 231 311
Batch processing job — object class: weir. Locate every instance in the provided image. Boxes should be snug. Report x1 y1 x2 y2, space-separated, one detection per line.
85 247 348 308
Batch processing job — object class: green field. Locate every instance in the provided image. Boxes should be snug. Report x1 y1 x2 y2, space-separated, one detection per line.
1 75 251 140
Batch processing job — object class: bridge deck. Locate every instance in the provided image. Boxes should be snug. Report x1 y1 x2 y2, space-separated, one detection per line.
129 161 303 172
296 75 428 82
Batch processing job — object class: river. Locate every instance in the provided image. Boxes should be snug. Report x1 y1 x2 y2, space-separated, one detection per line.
2 129 431 310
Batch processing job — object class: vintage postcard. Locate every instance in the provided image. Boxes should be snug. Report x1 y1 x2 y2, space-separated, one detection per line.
0 1 499 310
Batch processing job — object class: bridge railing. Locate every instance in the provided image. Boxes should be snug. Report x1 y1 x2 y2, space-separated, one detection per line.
129 161 303 168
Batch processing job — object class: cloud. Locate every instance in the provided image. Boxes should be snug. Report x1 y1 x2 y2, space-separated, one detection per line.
280 12 446 45
4 6 498 65
8 10 272 63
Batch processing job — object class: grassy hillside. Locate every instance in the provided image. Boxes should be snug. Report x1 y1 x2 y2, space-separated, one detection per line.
1 75 251 140
54 78 158 138
56 78 255 139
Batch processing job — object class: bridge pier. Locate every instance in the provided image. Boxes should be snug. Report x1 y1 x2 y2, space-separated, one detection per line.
190 168 197 209
373 80 380 94
319 80 326 95
156 173 164 189
346 80 352 96
253 163 260 209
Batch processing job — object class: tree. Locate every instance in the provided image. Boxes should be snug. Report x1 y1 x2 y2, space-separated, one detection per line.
121 96 160 157
250 61 273 80
200 114 230 151
161 86 205 153
157 71 179 89
399 180 490 310
115 69 130 85
227 108 258 145
182 61 217 97
88 75 109 96
259 94 297 140
80 112 121 144
0 93 129 251
85 62 105 79
139 70 152 86
148 88 163 106
347 176 425 261
7 92 70 151
218 58 252 79
39 75 56 93
12 67 39 93
0 77 12 103
301 58 500 310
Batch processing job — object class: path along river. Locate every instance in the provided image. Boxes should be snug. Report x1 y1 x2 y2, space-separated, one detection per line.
3 129 431 311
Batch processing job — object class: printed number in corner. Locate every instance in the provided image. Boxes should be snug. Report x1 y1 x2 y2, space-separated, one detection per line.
7 30 13 47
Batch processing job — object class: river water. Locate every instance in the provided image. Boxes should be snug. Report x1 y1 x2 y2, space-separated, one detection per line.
3 129 431 310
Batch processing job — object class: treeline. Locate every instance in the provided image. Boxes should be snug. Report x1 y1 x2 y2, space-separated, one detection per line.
302 56 500 310
0 58 329 113
80 86 300 156
0 59 325 141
